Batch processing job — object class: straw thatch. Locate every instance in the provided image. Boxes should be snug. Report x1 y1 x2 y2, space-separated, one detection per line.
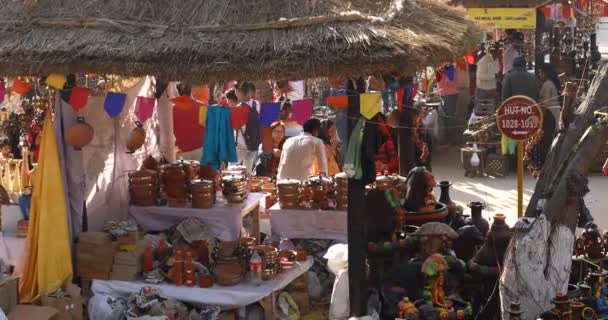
0 0 480 81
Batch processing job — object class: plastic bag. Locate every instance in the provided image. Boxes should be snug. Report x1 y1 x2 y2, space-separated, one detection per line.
330 269 349 320
276 292 300 320
306 271 322 300
324 244 348 275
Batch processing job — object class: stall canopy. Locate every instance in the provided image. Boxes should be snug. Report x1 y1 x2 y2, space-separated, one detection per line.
449 0 555 7
0 0 480 81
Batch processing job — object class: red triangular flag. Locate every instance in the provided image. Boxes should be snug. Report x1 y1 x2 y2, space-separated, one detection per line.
68 87 91 112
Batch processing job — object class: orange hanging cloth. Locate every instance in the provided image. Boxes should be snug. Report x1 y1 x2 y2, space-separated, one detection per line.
18 113 73 302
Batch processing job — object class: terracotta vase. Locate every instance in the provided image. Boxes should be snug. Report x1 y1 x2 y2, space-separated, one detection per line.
65 117 94 150
199 274 214 288
570 301 585 320
193 240 210 266
184 251 195 286
163 164 186 184
173 250 184 286
143 243 154 273
126 121 146 153
466 201 489 237
438 181 464 229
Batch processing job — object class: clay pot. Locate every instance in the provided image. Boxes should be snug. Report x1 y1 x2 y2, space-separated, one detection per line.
222 175 248 203
163 164 187 184
141 155 159 172
375 175 398 191
178 160 197 181
65 117 94 150
466 201 489 237
214 263 243 286
126 121 146 153
199 274 214 288
295 249 308 262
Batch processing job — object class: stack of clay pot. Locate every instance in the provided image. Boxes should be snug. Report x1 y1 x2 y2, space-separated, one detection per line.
276 179 301 209
128 169 158 206
334 172 348 210
305 173 334 210
221 174 248 203
261 182 277 209
191 179 216 209
178 160 200 183
249 245 280 280
162 163 188 207
250 176 271 193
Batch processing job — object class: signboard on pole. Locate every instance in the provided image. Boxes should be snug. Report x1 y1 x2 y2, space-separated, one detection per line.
496 95 543 141
496 95 543 218
467 8 537 29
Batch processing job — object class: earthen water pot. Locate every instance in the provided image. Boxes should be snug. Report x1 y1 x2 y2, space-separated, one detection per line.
126 121 146 153
162 164 186 184
65 117 94 150
141 155 159 172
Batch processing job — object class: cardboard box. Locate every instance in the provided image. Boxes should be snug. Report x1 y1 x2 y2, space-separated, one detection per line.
40 284 83 320
0 276 18 315
115 231 141 247
78 232 112 245
76 242 117 264
8 305 59 320
113 249 143 266
110 264 140 281
75 265 111 280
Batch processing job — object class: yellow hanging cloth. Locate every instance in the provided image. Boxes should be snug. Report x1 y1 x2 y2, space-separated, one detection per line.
19 113 72 302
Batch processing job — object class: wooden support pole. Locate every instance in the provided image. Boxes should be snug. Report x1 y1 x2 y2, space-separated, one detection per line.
346 78 367 317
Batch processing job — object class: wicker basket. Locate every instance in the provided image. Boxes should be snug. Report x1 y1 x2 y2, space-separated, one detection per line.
486 153 510 177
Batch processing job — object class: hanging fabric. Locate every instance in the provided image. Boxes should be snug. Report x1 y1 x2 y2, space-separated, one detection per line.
201 105 237 170
19 114 73 302
344 118 366 179
198 105 208 127
230 103 249 130
0 82 5 105
12 79 33 95
326 96 348 108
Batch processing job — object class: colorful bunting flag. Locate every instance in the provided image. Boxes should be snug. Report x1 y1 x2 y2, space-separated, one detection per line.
12 79 33 95
68 87 91 112
446 65 455 81
291 99 314 125
171 95 196 110
104 92 127 118
360 92 381 120
192 85 210 104
46 74 67 90
230 104 250 130
326 96 349 108
261 125 273 154
198 104 208 127
260 102 281 127
135 96 155 123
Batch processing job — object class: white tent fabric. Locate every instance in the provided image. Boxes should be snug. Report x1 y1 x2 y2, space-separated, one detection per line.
77 77 162 230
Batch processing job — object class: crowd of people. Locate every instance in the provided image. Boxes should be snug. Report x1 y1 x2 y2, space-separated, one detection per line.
217 81 344 182
435 29 563 170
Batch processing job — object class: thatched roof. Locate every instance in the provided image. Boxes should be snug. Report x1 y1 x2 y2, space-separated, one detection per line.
0 0 480 81
448 0 553 7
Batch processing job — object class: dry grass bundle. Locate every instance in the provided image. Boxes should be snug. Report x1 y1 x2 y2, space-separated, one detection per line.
0 0 480 81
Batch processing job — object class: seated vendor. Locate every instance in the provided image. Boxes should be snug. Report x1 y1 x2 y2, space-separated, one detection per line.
404 167 437 212
0 137 14 161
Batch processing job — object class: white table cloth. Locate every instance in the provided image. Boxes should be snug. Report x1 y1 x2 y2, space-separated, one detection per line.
91 257 313 308
269 204 347 242
130 193 263 241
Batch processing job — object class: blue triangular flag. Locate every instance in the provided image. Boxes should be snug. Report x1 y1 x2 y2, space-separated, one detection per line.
446 65 455 81
104 92 127 118
260 102 281 127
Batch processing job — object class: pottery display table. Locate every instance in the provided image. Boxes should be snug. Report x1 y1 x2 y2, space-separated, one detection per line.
269 204 347 242
90 257 313 309
129 192 263 241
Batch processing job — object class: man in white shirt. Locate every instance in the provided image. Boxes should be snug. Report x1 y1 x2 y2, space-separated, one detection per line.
502 32 523 76
476 45 500 100
277 118 328 181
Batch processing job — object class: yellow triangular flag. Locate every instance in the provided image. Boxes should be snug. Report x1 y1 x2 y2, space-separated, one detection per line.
45 74 67 90
19 113 72 302
360 92 382 120
198 104 208 127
